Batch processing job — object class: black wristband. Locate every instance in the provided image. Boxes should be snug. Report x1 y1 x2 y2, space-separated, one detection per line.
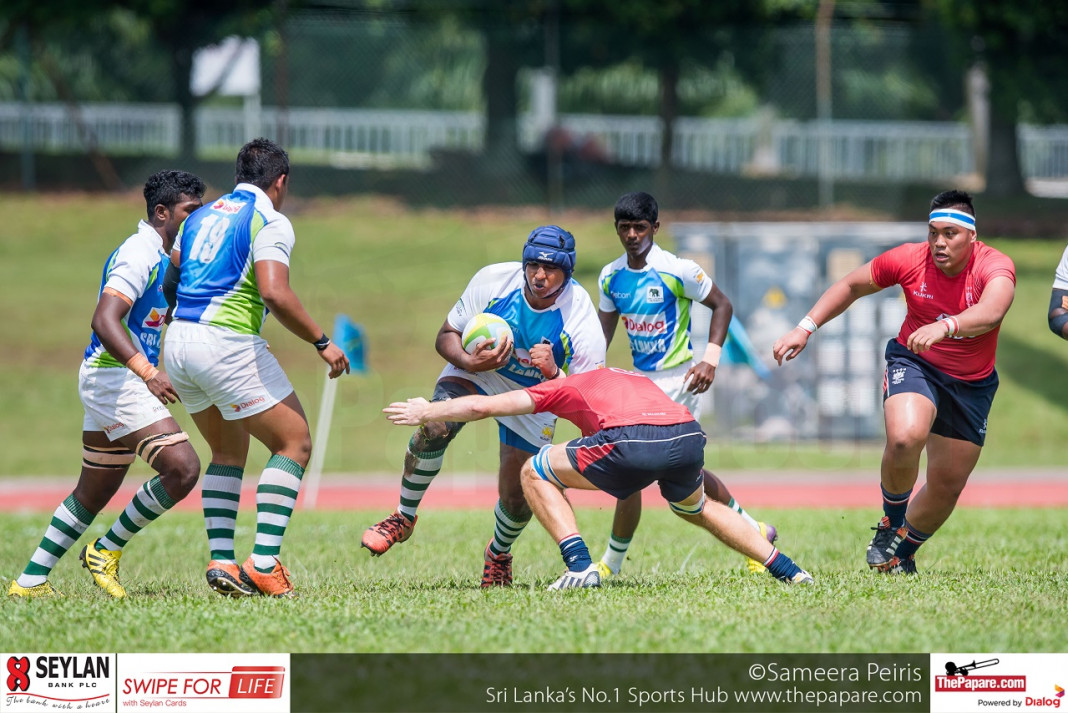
313 333 331 351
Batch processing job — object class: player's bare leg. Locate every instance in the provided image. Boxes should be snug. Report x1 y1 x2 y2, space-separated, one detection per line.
191 406 256 596
878 433 981 575
868 392 935 571
363 377 474 557
481 444 532 587
672 487 812 585
9 431 130 598
520 445 600 589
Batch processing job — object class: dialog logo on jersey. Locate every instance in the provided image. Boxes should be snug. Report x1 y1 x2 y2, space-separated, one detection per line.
230 396 267 413
117 653 288 713
622 314 667 336
3 653 115 713
211 198 244 214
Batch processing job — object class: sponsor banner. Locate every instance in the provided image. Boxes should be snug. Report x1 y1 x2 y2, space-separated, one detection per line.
290 654 928 712
2 653 115 713
931 653 1068 713
116 653 288 713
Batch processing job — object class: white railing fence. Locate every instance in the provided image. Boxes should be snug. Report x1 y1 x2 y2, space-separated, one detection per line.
2 101 1067 182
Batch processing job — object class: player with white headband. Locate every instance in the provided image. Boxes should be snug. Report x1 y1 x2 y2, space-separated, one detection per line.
771 190 1016 575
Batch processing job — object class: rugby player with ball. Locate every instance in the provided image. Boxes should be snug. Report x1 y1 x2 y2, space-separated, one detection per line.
362 226 606 587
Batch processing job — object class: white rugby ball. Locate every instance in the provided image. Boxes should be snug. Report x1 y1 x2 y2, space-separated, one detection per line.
461 313 514 354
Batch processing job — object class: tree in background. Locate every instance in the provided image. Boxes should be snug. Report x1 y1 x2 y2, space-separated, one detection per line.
928 0 1068 197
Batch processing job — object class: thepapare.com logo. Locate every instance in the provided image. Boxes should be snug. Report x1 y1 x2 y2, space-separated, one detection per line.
4 653 115 712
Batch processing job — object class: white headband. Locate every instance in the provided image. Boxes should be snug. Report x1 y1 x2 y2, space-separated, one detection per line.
929 208 975 230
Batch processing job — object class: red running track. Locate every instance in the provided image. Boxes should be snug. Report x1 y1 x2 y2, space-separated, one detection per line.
1 470 1065 512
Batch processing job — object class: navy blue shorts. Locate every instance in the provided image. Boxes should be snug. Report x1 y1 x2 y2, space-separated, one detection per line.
563 421 705 502
883 339 998 446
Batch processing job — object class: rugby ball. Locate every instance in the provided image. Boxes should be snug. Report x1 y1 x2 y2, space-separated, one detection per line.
461 313 513 355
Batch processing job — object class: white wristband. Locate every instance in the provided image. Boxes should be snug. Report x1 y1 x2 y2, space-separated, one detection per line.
701 343 722 368
798 316 818 335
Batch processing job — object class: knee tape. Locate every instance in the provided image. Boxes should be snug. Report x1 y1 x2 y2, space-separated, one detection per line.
136 432 189 467
669 492 705 516
530 445 566 488
82 444 135 470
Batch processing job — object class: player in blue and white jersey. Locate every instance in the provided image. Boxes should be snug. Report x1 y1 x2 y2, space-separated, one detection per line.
362 225 607 587
595 191 776 577
9 171 205 600
163 138 349 599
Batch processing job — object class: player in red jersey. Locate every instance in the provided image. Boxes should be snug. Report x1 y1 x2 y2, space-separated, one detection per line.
384 367 813 589
772 190 1016 575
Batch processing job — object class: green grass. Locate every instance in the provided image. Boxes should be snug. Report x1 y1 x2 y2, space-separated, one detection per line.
1 192 1067 475
1 508 1065 653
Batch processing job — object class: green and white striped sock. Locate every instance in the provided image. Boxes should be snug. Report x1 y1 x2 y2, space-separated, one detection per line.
202 463 244 563
98 476 176 551
487 499 529 557
728 497 760 531
17 494 94 588
600 534 633 574
397 438 444 521
251 455 304 572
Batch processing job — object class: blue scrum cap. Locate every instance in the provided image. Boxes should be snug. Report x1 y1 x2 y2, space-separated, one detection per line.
522 225 576 280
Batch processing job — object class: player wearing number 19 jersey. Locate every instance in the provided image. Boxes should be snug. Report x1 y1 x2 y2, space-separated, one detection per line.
164 138 348 599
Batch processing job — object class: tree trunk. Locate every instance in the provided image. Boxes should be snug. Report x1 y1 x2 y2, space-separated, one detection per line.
481 23 521 175
171 41 197 167
655 60 679 195
985 114 1026 198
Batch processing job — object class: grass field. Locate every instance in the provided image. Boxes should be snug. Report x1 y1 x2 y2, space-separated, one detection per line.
0 193 1066 660
1 193 1068 475
1 508 1065 653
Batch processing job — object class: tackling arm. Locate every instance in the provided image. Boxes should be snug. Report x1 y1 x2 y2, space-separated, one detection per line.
384 390 536 427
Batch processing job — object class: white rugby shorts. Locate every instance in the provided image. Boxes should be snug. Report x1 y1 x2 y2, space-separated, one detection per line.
79 363 172 440
438 363 556 449
640 361 702 420
164 320 294 420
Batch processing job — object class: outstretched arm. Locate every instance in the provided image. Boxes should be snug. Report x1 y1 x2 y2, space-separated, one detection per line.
384 390 535 427
772 261 882 365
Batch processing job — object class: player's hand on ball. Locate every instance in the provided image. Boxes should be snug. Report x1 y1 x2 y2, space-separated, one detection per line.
467 333 513 372
384 397 431 426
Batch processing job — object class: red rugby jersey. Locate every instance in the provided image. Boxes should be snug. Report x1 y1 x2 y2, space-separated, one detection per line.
525 368 694 436
870 241 1015 380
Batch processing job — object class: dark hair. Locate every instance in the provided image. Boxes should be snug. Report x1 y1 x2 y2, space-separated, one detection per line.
143 170 206 219
930 189 975 217
235 137 290 189
614 191 659 224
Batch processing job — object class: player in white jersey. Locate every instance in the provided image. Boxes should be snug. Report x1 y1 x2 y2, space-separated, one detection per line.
1048 242 1068 340
362 225 607 587
595 191 776 577
9 170 205 600
163 138 349 599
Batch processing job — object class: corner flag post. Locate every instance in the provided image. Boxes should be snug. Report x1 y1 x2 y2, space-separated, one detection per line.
304 315 366 509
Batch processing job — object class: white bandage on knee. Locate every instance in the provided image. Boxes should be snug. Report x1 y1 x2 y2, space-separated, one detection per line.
135 432 190 467
531 445 566 488
82 444 136 470
669 493 705 516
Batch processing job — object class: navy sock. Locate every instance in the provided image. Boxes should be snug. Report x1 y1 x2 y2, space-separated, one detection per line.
763 548 803 582
891 520 930 560
881 485 912 529
558 534 593 572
